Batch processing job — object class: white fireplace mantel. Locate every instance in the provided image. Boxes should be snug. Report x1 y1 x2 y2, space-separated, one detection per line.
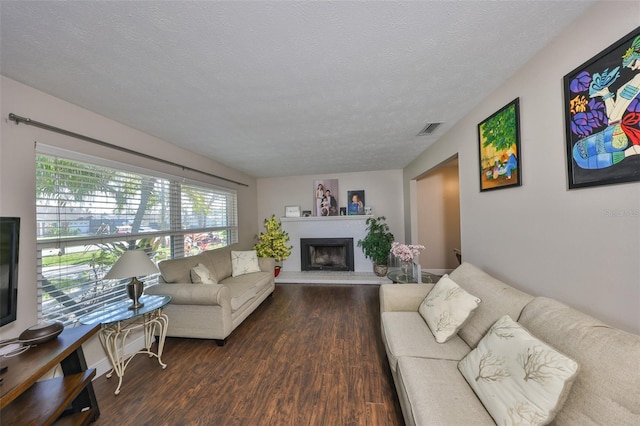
280 216 368 223
281 216 371 272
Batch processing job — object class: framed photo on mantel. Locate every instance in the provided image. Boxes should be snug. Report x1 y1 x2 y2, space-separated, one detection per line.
313 179 339 216
284 205 301 218
347 190 365 215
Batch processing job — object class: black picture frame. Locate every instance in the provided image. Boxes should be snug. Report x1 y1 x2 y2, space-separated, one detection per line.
478 98 522 192
563 27 640 189
347 190 365 215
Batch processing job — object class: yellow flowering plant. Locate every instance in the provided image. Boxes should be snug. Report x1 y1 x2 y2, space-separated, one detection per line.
253 214 292 261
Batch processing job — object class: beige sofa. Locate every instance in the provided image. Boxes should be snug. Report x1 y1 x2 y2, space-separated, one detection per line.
146 246 275 345
380 262 640 425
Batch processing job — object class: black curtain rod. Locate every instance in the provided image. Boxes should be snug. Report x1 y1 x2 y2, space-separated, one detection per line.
8 112 249 187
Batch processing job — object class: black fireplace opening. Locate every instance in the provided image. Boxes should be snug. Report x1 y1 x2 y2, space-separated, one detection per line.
300 238 354 271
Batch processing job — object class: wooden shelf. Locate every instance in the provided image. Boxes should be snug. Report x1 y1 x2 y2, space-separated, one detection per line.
55 407 100 426
0 324 101 424
2 370 95 425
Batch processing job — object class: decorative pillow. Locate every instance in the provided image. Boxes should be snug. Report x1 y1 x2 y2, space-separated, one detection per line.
231 250 261 277
190 263 217 284
418 274 481 343
458 315 580 426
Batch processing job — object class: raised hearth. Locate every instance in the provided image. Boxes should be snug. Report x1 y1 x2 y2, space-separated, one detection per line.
275 270 391 285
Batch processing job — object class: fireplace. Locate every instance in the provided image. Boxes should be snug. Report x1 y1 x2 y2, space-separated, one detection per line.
300 238 354 271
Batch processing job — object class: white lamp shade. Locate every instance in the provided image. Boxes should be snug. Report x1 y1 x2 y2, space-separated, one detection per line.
104 250 159 279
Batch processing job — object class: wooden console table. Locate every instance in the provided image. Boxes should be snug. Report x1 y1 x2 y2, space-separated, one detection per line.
0 323 101 425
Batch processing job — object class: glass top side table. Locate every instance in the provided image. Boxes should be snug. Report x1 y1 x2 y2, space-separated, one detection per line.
387 269 417 283
80 294 171 325
80 294 171 395
387 269 441 284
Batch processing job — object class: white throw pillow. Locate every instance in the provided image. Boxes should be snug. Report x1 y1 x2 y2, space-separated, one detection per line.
458 315 579 426
190 263 217 284
418 274 481 343
231 250 262 277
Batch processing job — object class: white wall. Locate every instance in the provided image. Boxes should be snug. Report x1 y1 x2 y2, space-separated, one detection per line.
257 170 405 267
416 159 460 272
0 76 259 364
405 1 640 333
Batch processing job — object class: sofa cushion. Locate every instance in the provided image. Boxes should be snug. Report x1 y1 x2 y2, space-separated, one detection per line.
204 247 233 281
396 357 495 426
518 297 640 425
220 271 273 312
458 315 579 426
449 262 534 348
381 311 471 373
158 253 211 283
231 250 261 277
221 271 273 291
418 274 481 343
221 280 259 312
190 263 217 284
257 256 276 273
146 282 228 306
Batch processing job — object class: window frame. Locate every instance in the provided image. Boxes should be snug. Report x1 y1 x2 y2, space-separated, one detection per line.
35 145 238 325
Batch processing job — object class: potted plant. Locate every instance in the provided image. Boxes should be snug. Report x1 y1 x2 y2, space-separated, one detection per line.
357 216 394 276
254 214 292 277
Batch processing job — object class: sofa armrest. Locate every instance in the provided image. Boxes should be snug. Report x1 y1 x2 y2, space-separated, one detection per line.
380 283 434 312
258 257 276 273
146 283 229 306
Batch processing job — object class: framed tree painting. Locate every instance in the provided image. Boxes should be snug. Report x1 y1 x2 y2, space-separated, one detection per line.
563 27 640 189
478 98 522 192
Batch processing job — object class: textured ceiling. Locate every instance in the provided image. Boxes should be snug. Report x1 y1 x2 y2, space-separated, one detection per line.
0 1 593 178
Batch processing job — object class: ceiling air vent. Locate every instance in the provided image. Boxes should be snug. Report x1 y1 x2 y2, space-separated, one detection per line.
417 122 441 136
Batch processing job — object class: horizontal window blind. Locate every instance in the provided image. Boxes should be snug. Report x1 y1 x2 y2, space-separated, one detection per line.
36 151 238 325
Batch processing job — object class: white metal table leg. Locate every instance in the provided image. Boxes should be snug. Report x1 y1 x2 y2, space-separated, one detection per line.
99 322 132 395
98 306 169 395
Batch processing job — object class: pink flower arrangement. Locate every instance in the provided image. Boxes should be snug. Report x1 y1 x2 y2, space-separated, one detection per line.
390 242 425 262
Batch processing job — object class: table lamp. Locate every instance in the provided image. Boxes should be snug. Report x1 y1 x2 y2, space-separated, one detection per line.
104 250 159 310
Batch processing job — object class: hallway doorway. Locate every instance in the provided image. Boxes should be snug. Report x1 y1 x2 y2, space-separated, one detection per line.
415 155 461 273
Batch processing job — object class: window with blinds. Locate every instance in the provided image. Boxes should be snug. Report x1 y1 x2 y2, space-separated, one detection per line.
36 151 238 326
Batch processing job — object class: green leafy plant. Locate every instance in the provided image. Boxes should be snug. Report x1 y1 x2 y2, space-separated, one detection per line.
253 215 292 261
357 216 394 265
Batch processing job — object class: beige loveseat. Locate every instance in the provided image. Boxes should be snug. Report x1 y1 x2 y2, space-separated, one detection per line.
381 262 640 425
146 246 275 345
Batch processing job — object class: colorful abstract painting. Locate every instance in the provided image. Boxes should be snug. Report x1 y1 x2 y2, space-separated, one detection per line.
563 27 640 189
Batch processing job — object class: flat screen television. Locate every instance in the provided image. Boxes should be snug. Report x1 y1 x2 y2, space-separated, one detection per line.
1 217 20 326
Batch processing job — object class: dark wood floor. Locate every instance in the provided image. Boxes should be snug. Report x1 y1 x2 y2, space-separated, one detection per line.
92 284 404 425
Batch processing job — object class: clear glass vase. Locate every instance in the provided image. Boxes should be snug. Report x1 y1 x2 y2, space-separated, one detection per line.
401 260 412 281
